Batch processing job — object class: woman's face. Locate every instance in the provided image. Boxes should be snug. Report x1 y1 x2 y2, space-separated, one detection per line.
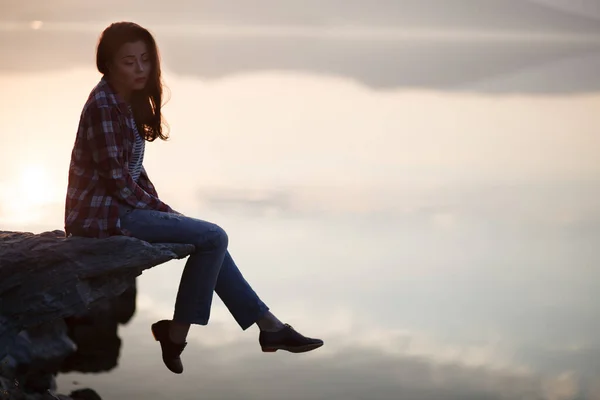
109 40 151 94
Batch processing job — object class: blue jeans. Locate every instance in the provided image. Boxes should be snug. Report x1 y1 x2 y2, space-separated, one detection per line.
118 205 269 330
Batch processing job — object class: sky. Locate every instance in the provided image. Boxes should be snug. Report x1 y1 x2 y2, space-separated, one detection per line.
1 1 600 399
3 0 600 30
1 0 600 92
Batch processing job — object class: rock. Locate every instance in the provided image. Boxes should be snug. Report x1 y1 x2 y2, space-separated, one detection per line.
0 376 17 399
1 320 72 397
0 230 194 359
60 285 137 373
69 389 101 400
16 320 77 372
0 376 22 400
0 230 195 400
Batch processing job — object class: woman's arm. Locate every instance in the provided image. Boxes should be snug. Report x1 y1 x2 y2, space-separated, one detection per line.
85 104 174 212
138 166 181 214
138 165 160 198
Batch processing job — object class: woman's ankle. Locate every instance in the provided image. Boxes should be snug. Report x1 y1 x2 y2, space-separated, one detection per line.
169 320 190 343
256 311 285 332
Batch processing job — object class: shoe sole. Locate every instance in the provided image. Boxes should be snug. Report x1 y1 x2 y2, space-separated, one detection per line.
261 342 324 353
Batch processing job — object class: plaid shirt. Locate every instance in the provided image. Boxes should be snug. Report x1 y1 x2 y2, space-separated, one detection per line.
64 77 174 238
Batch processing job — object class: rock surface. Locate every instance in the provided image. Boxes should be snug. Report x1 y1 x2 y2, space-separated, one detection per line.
60 285 137 374
0 230 195 400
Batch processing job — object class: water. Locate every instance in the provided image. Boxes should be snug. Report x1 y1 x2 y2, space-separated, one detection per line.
1 3 600 399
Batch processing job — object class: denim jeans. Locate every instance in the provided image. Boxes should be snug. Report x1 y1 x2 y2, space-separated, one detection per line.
118 205 269 330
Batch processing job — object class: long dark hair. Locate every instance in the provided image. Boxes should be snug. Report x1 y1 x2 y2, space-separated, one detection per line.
96 22 169 141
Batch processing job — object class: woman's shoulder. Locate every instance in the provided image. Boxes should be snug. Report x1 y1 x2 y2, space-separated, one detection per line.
77 80 125 133
82 78 125 115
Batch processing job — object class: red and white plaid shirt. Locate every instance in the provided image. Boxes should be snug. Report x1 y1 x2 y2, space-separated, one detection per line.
64 77 174 238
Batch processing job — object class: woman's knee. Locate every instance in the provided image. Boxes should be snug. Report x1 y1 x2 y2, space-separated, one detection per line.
214 224 229 248
195 223 228 250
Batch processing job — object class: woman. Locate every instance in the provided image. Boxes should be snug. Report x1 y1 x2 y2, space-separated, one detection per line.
64 21 323 374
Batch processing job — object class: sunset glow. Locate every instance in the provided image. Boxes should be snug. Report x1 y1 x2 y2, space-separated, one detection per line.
0 164 61 224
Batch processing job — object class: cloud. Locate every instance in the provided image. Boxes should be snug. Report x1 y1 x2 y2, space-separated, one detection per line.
2 1 600 93
4 0 600 33
2 30 599 94
193 181 600 230
56 305 599 400
529 0 600 21
197 187 293 217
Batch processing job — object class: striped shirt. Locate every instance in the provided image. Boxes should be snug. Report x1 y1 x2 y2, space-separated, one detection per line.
128 106 145 183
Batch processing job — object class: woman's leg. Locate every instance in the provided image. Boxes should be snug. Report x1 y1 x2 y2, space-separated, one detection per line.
119 205 323 374
215 252 273 330
118 207 269 331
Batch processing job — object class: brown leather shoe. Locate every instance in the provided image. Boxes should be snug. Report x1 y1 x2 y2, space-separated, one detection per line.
151 320 187 374
259 324 323 353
